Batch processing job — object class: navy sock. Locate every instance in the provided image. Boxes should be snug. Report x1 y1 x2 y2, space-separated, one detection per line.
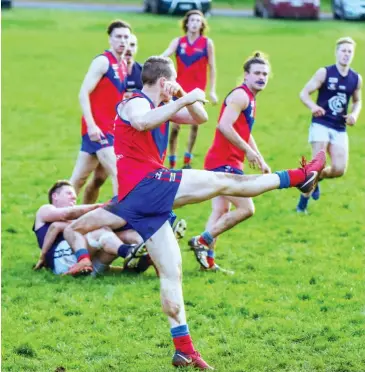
171 324 189 338
117 244 133 258
275 170 290 189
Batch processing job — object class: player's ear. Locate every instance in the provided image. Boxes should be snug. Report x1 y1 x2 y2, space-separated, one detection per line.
159 77 166 89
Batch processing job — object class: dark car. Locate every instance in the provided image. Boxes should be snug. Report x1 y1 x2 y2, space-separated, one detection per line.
144 0 211 15
1 0 12 9
332 0 365 20
254 0 320 19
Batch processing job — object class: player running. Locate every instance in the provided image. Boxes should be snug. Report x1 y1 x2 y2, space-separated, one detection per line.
188 51 272 272
70 20 131 203
162 10 218 169
64 56 326 370
296 37 362 213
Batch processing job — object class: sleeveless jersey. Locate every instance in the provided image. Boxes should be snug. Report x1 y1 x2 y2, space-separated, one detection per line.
204 84 256 171
81 50 128 135
176 35 208 92
126 62 143 92
114 91 170 201
33 222 64 270
314 64 359 132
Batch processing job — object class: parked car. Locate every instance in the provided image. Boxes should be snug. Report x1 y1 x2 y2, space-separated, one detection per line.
1 0 12 9
143 0 211 15
254 0 320 19
332 0 365 20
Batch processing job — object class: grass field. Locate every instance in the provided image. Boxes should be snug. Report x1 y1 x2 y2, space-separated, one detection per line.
2 8 365 372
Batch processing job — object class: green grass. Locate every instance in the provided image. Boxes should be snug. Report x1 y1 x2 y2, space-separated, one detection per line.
2 8 365 372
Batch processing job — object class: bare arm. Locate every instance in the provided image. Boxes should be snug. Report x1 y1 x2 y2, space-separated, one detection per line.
37 204 101 224
207 39 218 104
34 221 70 270
161 38 179 57
79 56 109 140
299 67 327 116
218 89 264 170
345 75 363 125
249 135 270 173
123 89 207 131
217 89 251 153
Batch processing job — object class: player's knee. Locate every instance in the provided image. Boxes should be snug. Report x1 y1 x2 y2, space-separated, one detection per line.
237 205 255 221
171 126 180 137
331 165 346 178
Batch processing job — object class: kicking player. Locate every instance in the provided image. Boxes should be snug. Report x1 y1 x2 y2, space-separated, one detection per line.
70 20 131 203
296 37 362 213
162 10 218 169
188 52 272 271
125 34 143 98
63 56 326 370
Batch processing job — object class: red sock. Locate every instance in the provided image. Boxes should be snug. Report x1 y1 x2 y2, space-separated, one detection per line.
173 335 195 355
287 168 305 187
170 160 176 168
207 257 215 268
184 156 191 165
198 236 209 247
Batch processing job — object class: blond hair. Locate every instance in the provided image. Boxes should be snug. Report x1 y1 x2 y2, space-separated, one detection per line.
336 37 356 49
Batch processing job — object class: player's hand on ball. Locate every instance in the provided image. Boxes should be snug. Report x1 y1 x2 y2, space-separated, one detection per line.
311 105 325 117
209 91 218 105
88 125 104 142
344 113 356 126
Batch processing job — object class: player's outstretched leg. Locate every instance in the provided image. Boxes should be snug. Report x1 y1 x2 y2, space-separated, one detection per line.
174 151 326 208
146 222 213 370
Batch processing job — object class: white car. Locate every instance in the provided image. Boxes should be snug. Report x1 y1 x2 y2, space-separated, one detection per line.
332 0 365 20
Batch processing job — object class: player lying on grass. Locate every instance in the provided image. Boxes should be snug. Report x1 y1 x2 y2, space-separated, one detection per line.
63 56 326 370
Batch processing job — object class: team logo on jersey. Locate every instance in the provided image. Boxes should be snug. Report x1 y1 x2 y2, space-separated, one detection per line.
328 77 338 83
328 92 347 116
194 48 204 53
339 85 346 90
328 83 337 91
112 64 120 79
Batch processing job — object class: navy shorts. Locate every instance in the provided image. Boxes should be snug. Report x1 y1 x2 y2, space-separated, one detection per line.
81 133 114 155
208 165 244 175
104 169 182 241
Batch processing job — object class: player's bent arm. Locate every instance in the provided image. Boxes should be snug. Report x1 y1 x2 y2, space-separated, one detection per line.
217 90 251 153
171 102 208 125
161 38 179 57
41 222 70 256
37 204 101 224
79 56 109 129
207 39 217 93
125 97 188 131
349 75 363 122
299 67 326 110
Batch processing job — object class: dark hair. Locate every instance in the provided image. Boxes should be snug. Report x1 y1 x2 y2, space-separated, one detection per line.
141 56 174 85
181 10 207 35
243 51 269 73
48 180 73 204
107 20 131 35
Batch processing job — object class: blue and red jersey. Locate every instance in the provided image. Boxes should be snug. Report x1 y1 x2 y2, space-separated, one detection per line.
81 50 128 136
114 91 170 201
204 84 256 171
176 35 209 92
314 64 359 132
